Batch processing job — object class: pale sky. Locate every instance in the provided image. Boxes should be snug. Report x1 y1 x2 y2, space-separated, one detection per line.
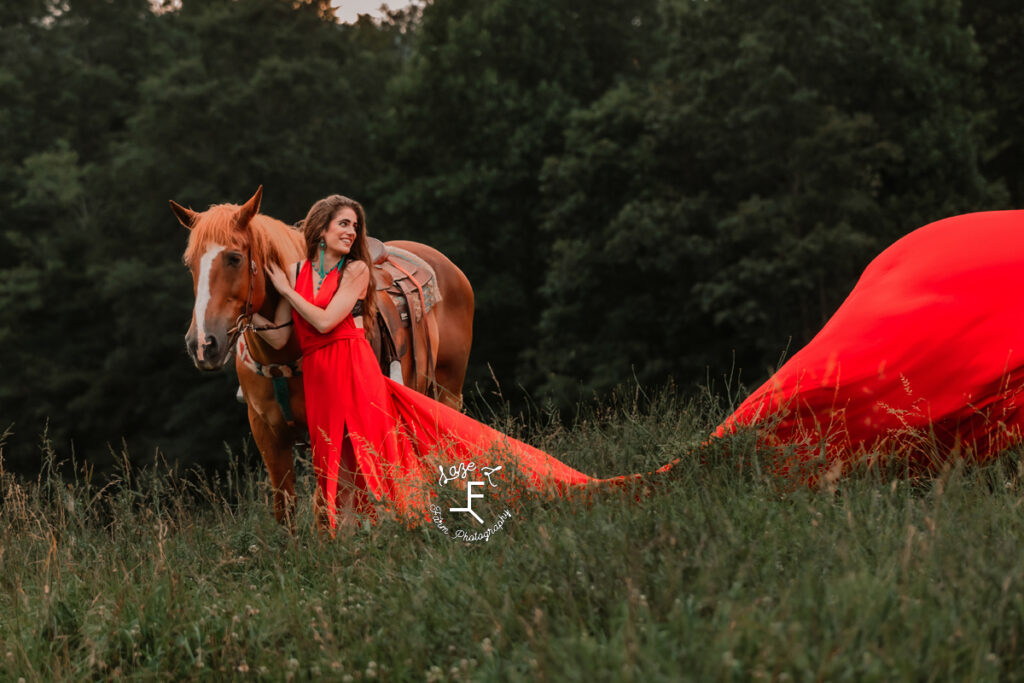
150 1 414 23
331 0 412 24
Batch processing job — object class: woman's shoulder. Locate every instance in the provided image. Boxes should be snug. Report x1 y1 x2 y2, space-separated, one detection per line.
345 260 370 277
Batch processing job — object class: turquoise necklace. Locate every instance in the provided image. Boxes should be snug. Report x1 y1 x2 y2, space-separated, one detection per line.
316 240 346 284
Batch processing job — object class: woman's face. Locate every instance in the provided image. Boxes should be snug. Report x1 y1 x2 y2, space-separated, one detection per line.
322 207 359 256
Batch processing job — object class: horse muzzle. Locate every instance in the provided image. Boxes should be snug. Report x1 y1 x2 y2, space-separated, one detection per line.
185 327 234 371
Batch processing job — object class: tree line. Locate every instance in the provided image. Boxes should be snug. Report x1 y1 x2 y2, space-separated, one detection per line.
1 0 1020 474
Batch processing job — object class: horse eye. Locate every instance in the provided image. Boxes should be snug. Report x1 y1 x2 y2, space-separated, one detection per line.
225 252 243 267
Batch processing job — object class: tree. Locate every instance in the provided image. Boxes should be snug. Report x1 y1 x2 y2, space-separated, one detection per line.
371 0 658 397
0 0 160 471
961 0 1024 205
529 0 1005 406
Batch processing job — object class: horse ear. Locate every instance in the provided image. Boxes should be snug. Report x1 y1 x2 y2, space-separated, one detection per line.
169 200 199 230
235 185 263 230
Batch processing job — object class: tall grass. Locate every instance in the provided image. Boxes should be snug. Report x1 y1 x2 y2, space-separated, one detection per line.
3 391 1024 681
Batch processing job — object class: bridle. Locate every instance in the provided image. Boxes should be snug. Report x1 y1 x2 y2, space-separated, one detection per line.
226 254 259 344
223 248 301 428
226 250 292 346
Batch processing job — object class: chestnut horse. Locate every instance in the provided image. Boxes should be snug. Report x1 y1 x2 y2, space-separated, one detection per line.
172 187 474 523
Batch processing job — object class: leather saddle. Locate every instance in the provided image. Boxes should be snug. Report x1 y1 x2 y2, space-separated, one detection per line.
366 237 441 396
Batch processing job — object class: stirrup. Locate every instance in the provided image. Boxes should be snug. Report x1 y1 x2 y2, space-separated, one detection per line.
236 386 245 403
389 360 404 384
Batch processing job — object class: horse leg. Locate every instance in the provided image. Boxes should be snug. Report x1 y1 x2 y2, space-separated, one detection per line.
432 357 468 409
431 307 472 411
247 404 296 527
426 309 441 399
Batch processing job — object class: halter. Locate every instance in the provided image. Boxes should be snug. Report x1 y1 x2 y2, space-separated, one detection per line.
226 250 293 344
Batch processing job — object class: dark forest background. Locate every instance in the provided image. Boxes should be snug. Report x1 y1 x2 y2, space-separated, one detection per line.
1 0 1021 475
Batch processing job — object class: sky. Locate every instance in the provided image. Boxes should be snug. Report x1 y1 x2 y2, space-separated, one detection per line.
148 1 414 23
331 0 412 23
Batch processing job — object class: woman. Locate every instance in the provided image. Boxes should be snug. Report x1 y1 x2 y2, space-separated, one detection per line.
261 195 599 528
712 210 1024 482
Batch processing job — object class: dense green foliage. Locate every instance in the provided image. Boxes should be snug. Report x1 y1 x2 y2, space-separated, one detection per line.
531 0 1004 401
1 0 1022 473
6 400 1024 679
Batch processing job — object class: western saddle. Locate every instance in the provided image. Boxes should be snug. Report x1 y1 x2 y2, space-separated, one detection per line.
366 237 442 397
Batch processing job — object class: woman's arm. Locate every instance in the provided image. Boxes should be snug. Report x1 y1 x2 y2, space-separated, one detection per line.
252 294 293 350
253 261 298 349
267 261 369 335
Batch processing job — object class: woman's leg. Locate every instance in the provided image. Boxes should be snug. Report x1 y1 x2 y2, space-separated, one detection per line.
333 427 362 531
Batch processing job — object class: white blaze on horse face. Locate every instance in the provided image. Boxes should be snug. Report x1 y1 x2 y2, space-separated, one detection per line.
194 244 226 362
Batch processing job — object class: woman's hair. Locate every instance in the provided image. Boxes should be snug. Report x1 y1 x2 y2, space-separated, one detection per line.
299 194 377 329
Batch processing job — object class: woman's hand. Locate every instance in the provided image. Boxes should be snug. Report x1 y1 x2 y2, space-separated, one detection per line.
266 262 292 293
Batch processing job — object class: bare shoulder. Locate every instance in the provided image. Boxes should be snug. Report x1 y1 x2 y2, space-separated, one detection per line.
345 260 370 278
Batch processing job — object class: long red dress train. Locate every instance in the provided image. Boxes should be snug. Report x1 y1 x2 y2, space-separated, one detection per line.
294 261 596 526
714 210 1024 480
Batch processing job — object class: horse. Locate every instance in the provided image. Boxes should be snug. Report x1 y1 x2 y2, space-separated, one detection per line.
171 187 475 524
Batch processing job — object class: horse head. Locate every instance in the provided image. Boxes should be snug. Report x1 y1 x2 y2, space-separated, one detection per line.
173 187 269 371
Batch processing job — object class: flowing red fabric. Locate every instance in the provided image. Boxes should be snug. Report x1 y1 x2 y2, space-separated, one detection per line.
294 261 595 526
713 210 1024 480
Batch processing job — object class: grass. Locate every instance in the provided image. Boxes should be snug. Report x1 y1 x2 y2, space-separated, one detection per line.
3 390 1024 681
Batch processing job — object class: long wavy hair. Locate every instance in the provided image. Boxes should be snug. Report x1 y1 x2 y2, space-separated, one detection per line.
299 194 377 329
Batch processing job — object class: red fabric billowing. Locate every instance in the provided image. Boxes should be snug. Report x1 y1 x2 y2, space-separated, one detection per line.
714 210 1024 480
294 261 594 526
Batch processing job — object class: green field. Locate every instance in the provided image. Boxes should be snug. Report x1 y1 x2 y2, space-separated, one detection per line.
3 392 1024 681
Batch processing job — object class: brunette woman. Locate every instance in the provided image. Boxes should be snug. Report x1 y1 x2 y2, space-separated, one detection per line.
263 195 597 529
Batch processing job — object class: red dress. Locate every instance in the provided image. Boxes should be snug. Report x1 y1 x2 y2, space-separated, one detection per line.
714 211 1024 480
294 261 594 526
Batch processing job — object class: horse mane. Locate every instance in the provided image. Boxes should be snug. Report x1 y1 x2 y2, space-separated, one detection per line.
183 203 305 268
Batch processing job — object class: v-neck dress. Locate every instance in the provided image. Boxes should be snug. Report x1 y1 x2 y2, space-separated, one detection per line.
293 260 596 526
